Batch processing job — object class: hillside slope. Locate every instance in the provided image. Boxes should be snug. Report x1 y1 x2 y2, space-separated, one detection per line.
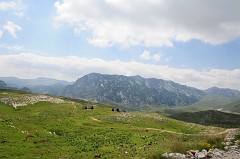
158 96 240 116
0 90 227 159
171 110 240 128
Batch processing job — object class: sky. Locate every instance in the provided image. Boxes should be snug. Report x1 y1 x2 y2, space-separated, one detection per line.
0 0 240 90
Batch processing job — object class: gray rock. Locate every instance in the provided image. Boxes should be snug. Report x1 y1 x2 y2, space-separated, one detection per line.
190 150 199 156
207 152 214 158
201 149 208 155
224 146 229 150
162 152 168 158
168 153 174 157
230 145 238 150
186 151 194 157
197 152 206 159
225 142 230 146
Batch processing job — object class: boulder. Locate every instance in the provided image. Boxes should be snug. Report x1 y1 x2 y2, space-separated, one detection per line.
197 152 206 159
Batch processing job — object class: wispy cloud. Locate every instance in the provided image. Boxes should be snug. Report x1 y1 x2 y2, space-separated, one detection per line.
140 50 161 61
0 1 17 11
0 44 24 51
0 52 240 90
0 29 3 38
0 0 25 17
140 50 151 60
3 21 22 38
54 0 240 48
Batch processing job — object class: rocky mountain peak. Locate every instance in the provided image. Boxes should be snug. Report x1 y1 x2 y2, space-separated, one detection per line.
205 86 240 97
62 73 206 107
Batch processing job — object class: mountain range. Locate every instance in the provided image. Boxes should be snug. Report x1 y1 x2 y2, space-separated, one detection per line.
0 77 71 96
1 73 240 108
61 73 240 108
0 80 31 93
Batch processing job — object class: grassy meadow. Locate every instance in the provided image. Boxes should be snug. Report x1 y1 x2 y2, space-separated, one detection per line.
0 90 228 159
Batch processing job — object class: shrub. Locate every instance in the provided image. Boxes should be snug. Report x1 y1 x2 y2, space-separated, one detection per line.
206 135 225 149
199 142 212 151
171 141 189 153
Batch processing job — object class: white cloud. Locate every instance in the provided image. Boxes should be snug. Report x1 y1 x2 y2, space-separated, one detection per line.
0 44 24 51
0 0 25 17
152 54 161 61
140 50 151 60
3 21 22 38
73 23 86 35
0 1 16 11
0 52 240 91
54 0 240 48
140 50 161 61
0 30 3 38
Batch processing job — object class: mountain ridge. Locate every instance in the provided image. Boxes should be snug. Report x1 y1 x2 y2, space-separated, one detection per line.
0 77 70 87
2 73 240 108
205 86 240 97
62 73 240 107
0 77 71 96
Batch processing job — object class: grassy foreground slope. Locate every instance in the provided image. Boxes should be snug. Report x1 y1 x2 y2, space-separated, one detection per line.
0 90 227 159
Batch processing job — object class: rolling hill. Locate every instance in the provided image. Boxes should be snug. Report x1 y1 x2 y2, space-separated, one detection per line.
0 90 227 159
171 110 240 128
157 96 240 116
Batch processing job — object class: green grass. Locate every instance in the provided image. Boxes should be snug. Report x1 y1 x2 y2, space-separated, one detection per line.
153 96 240 116
170 110 240 128
0 90 228 159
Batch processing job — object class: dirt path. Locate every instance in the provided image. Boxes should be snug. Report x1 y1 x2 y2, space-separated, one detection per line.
132 127 234 137
89 117 235 138
90 117 102 122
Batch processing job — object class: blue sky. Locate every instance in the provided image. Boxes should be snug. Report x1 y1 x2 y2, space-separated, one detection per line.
0 0 240 90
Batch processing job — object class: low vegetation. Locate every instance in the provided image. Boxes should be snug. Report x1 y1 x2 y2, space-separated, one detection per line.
0 90 230 158
154 96 240 116
170 110 240 128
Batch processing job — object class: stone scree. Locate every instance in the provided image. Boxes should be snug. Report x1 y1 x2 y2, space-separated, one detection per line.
162 129 240 159
0 95 64 108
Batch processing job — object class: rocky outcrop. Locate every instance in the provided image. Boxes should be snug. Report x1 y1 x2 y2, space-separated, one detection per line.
162 147 239 159
162 129 240 159
0 95 64 108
